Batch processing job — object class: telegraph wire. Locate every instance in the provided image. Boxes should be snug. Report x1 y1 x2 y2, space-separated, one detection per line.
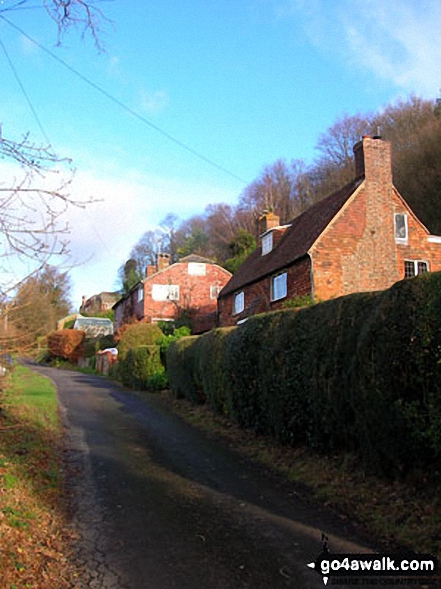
0 14 248 185
0 34 52 145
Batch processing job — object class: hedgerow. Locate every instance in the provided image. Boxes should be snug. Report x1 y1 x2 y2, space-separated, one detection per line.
166 272 441 478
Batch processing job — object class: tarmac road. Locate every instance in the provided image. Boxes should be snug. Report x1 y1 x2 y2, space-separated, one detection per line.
30 365 379 589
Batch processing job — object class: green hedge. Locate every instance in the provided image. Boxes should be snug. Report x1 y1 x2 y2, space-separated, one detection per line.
117 323 163 360
166 272 441 478
118 345 164 390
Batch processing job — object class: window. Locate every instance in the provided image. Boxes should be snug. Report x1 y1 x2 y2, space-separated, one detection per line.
137 287 144 302
210 285 220 299
394 213 408 243
151 284 180 301
262 232 273 255
404 260 429 278
233 291 244 315
188 262 206 276
271 272 287 301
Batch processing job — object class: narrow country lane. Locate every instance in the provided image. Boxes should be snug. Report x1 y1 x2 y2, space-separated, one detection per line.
30 365 377 589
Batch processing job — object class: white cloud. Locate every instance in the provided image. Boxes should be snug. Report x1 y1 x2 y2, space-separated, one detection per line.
340 0 441 95
279 0 441 97
139 88 169 115
58 164 238 305
0 148 237 305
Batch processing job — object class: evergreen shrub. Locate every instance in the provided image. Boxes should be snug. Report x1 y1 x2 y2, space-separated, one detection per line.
117 323 163 360
166 272 441 478
118 345 163 390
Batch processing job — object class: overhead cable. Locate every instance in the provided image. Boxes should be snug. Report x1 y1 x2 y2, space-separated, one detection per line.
0 34 52 145
0 15 248 185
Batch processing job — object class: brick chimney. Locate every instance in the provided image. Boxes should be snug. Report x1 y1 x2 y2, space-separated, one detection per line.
157 252 170 272
146 265 156 277
258 210 280 236
353 136 392 185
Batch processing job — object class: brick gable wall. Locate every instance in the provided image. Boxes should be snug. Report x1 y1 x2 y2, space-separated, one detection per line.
311 182 441 301
218 137 441 326
114 262 231 334
140 262 230 333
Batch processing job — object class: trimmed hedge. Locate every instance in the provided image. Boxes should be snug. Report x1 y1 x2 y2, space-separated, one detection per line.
118 345 164 390
166 272 441 478
117 323 163 360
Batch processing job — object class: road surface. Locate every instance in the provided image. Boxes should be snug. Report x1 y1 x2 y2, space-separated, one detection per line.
31 365 378 589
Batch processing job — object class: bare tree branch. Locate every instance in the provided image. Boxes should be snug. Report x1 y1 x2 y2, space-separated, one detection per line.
0 131 96 295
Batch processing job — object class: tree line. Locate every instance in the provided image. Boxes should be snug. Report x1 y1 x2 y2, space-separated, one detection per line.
120 94 441 293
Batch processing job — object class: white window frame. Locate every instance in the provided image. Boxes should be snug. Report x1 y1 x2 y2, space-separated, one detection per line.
137 287 144 302
151 284 180 301
404 260 429 278
271 272 287 301
394 213 408 243
262 232 273 255
233 291 244 315
188 262 206 276
210 285 220 299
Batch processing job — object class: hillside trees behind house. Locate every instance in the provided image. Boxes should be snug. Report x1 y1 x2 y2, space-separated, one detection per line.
118 94 441 288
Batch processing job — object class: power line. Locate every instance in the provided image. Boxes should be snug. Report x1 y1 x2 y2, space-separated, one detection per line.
0 14 248 185
0 34 52 145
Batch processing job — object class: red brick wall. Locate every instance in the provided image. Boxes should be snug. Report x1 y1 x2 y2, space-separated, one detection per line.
218 256 312 327
311 183 441 301
218 137 441 324
309 137 441 300
142 262 231 333
392 192 441 276
115 263 231 333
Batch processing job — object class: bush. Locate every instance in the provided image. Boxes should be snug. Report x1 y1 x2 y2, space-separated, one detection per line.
117 323 163 360
118 345 164 390
166 272 441 478
47 330 86 363
166 335 203 402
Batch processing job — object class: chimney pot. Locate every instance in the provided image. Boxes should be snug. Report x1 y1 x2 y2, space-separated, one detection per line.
146 265 156 277
258 211 280 236
157 252 171 272
353 136 392 183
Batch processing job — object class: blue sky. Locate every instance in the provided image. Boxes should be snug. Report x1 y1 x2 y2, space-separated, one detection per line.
0 0 440 309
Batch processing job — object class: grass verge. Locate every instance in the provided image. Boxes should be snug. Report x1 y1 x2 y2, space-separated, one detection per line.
159 391 441 560
0 365 80 589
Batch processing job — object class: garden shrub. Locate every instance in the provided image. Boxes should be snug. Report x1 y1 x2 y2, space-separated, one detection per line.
47 330 86 363
166 335 204 403
117 323 163 360
166 272 441 478
118 345 163 390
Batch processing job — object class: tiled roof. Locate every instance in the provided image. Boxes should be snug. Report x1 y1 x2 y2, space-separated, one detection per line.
179 254 215 264
219 178 362 296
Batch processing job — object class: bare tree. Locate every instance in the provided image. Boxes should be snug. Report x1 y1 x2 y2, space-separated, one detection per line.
0 0 108 353
0 131 94 294
0 0 109 51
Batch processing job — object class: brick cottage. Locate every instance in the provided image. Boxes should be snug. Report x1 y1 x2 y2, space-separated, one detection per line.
114 254 232 334
218 136 441 327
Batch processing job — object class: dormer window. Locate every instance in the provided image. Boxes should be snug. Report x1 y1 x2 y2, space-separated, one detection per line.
262 232 273 255
394 213 408 243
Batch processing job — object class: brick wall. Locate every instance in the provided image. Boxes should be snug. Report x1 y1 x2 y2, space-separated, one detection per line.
311 138 401 300
311 139 441 300
142 262 231 333
218 256 312 327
